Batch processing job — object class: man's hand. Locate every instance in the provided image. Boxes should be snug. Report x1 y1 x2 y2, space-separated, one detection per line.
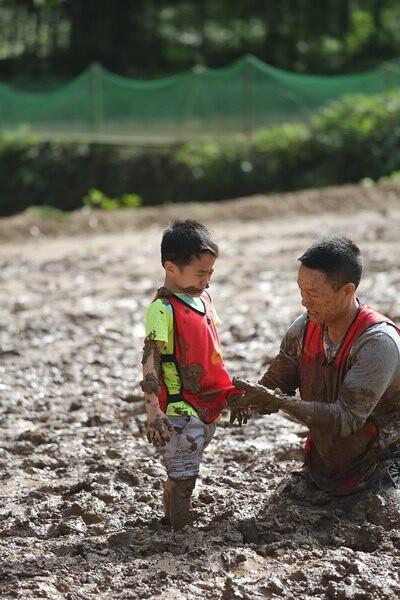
229 377 281 413
147 412 173 447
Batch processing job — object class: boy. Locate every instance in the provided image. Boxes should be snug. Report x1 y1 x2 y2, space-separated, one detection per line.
140 219 242 530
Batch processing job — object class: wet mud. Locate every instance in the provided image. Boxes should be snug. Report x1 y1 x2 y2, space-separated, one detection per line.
140 372 161 396
1 188 400 598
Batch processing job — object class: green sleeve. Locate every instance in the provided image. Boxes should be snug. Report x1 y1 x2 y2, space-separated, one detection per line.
145 299 171 343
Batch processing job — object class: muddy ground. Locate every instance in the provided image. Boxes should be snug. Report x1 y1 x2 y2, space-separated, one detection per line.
1 183 400 599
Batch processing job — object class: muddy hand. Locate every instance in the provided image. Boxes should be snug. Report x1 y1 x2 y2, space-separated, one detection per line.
230 377 280 412
229 406 252 426
147 413 173 447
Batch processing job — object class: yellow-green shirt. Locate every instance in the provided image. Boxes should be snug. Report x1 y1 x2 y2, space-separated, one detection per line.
145 293 220 417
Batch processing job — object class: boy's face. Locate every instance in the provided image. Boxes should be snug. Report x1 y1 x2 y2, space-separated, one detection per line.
165 252 216 297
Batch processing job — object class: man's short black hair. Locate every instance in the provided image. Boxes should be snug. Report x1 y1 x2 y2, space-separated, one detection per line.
161 219 219 266
298 236 363 290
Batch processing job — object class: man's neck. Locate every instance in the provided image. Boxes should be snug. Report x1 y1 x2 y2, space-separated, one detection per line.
325 299 359 344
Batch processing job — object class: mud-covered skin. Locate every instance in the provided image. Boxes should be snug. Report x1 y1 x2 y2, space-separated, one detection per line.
141 334 160 366
147 413 173 447
180 285 205 296
141 332 170 445
140 335 162 396
228 392 252 426
232 376 398 447
229 407 251 426
139 372 161 396
231 376 346 429
230 378 282 410
167 476 197 530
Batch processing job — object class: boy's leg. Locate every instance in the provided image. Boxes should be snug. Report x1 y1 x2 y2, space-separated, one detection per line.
167 475 197 530
162 477 175 525
160 416 217 530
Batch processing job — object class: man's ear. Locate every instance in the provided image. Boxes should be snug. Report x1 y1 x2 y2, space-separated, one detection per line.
343 282 356 297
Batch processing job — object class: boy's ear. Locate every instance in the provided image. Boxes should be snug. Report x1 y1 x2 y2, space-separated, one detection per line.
164 261 177 276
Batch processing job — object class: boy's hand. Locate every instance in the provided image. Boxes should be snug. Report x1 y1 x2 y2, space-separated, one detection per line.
147 412 173 447
226 391 251 427
229 406 251 426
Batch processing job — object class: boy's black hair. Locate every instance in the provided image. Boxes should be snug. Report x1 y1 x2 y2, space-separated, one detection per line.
298 236 363 290
161 219 219 266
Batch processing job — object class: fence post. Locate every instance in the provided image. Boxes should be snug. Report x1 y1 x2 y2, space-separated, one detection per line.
383 62 393 92
90 62 104 136
243 55 253 140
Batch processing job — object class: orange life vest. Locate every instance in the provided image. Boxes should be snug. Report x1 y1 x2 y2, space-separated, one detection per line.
157 292 238 423
301 303 399 495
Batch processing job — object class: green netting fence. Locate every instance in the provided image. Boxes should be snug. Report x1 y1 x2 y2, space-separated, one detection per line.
1 55 400 144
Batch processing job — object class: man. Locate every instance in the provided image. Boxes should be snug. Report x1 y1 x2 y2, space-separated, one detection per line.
231 236 400 497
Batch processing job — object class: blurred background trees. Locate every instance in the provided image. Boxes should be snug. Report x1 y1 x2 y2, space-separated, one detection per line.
1 1 400 215
1 0 400 85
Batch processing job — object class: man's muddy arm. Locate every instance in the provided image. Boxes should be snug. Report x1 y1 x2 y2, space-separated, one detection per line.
140 339 172 447
275 396 343 434
280 332 400 437
231 377 346 436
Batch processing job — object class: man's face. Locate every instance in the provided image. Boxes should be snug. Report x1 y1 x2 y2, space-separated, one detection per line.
297 265 349 324
169 252 216 297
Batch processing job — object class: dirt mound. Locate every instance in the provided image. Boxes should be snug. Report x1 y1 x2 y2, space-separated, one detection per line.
1 181 399 242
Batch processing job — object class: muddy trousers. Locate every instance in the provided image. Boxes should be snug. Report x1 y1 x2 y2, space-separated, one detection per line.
163 476 197 530
160 415 217 478
159 415 217 529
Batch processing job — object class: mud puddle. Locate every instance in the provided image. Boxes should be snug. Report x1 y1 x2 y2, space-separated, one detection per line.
1 189 400 598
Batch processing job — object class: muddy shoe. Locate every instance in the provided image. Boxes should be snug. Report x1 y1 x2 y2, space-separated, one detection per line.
169 476 197 531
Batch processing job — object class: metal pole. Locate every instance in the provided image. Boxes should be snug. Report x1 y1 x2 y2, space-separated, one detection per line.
90 62 104 136
243 55 253 141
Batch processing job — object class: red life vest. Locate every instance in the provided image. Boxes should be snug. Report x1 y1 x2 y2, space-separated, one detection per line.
156 292 238 423
301 303 399 496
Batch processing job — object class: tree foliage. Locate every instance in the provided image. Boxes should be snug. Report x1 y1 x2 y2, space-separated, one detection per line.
1 0 400 83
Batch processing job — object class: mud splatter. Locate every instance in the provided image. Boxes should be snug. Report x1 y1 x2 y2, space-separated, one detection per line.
140 372 161 395
147 413 173 446
155 286 174 300
177 334 206 394
180 286 204 295
141 333 161 369
186 435 198 451
180 363 206 394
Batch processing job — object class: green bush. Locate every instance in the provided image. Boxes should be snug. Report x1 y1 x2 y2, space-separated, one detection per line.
1 90 400 216
25 205 66 220
83 188 142 210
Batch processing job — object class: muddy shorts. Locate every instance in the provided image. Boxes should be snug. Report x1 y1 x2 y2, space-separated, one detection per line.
159 415 217 479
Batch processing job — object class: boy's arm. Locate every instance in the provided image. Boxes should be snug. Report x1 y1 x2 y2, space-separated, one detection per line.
141 337 173 447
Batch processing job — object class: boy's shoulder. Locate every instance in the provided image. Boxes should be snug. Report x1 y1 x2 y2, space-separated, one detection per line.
146 289 174 319
148 287 174 309
151 286 174 304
